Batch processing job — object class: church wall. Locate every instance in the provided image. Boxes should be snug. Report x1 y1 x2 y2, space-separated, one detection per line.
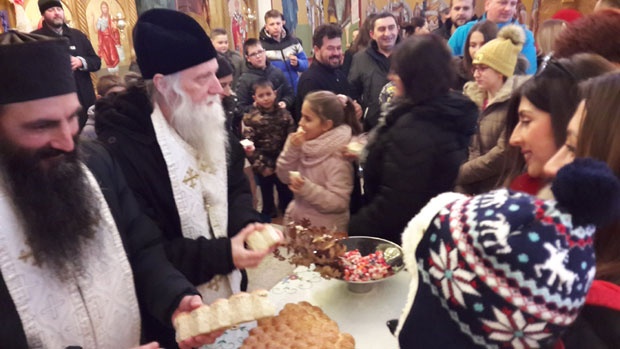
0 0 599 54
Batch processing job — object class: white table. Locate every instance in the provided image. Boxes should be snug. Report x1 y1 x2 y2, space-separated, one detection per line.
206 266 411 349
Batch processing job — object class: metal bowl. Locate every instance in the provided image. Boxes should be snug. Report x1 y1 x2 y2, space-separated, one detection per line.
338 236 405 293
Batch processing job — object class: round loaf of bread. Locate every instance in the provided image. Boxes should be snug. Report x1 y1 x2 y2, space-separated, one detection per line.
246 224 282 251
241 302 355 349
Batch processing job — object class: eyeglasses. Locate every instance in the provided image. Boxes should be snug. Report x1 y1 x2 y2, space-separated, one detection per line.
471 64 490 75
247 49 265 58
537 54 576 80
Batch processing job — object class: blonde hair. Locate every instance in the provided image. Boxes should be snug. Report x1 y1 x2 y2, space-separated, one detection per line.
536 19 567 57
303 91 362 135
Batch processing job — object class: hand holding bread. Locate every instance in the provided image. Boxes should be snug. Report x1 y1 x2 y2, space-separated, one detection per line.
172 295 225 349
289 127 306 147
231 223 282 269
246 224 283 251
173 290 276 343
288 173 305 193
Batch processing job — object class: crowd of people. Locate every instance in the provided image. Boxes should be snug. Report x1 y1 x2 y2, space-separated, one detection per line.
0 0 619 348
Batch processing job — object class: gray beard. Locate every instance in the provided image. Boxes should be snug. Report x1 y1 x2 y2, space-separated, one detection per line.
166 93 229 169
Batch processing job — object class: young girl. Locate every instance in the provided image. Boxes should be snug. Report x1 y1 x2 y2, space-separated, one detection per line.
276 91 362 231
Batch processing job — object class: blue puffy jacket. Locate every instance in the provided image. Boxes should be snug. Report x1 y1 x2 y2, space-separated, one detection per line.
447 15 537 75
259 26 309 93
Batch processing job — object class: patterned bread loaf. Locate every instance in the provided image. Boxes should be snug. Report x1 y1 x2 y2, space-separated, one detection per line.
174 289 275 342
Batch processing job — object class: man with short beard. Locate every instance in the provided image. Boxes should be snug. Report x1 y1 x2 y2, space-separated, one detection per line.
448 0 537 74
94 9 272 348
295 24 362 120
0 31 221 349
433 0 478 40
32 0 101 129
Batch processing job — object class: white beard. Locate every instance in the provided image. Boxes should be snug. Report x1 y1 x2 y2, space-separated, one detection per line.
167 92 229 169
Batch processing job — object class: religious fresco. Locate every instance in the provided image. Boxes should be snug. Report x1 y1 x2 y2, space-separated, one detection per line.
327 0 352 27
86 0 128 72
228 0 247 52
0 0 599 57
282 0 298 33
0 9 8 31
7 0 32 31
365 0 448 30
18 0 138 76
135 0 174 14
305 0 323 33
422 0 448 31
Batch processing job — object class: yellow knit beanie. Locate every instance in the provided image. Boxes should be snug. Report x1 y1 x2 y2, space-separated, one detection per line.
472 25 525 78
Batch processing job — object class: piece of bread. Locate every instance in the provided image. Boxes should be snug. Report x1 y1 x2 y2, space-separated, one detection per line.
346 141 364 156
174 289 275 342
241 301 355 349
246 224 282 251
240 139 255 152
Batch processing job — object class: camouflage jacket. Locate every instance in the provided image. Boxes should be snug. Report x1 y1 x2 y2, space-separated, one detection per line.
242 106 295 174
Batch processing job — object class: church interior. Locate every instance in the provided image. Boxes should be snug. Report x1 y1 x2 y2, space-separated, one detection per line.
0 0 598 77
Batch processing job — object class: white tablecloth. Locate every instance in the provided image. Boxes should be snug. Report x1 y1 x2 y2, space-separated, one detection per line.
205 265 411 348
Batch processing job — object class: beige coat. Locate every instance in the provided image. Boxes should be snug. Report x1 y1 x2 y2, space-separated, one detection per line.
456 75 530 194
276 125 354 231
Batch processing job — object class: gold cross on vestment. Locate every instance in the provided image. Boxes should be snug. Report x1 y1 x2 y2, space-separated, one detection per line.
183 168 200 188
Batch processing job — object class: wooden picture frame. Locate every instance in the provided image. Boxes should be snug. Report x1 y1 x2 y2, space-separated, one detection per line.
20 0 138 75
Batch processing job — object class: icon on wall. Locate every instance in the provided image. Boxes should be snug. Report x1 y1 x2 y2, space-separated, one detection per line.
282 0 298 34
327 0 352 28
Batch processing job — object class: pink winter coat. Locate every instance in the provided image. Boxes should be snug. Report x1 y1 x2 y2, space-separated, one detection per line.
276 125 354 231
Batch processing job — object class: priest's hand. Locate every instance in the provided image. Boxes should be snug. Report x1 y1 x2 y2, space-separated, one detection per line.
231 223 281 269
173 295 225 349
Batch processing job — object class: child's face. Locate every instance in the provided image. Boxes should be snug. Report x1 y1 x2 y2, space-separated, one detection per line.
212 34 229 54
253 85 277 110
218 75 233 99
299 102 333 141
265 16 283 40
246 44 267 69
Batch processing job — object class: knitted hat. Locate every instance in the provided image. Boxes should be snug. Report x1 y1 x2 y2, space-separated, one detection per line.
216 54 234 79
133 9 217 79
397 158 620 348
0 31 75 105
472 25 525 78
38 0 62 14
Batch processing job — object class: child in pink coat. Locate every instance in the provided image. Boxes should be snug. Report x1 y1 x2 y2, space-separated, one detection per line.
276 91 362 231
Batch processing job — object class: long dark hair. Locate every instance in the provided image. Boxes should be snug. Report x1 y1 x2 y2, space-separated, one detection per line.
499 53 616 186
349 14 376 54
463 20 498 74
391 34 454 105
577 72 620 283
